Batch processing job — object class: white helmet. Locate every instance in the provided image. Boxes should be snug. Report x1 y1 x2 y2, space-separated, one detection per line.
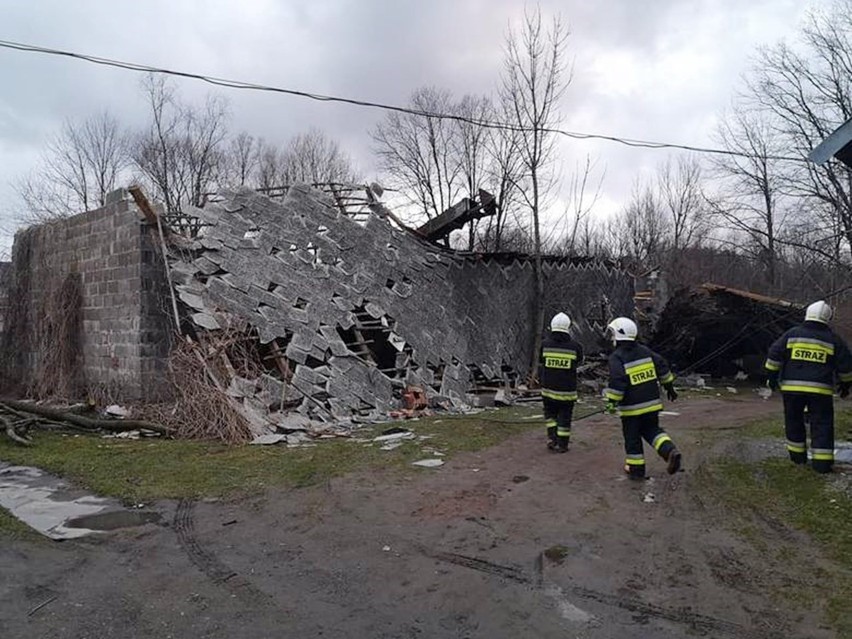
805 300 833 324
550 312 572 333
606 317 638 343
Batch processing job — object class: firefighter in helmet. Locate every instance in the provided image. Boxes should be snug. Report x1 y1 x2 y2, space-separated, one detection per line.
603 317 682 479
764 300 852 473
540 312 584 452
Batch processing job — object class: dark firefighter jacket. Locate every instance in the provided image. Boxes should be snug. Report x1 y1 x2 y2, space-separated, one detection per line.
539 331 584 402
764 321 852 395
604 342 675 417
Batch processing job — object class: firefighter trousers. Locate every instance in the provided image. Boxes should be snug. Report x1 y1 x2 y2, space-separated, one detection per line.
783 393 834 473
622 412 675 479
543 398 574 449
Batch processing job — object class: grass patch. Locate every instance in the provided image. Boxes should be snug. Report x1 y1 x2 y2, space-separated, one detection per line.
0 505 43 541
836 407 852 439
736 405 852 440
0 405 561 503
701 458 852 635
739 415 784 439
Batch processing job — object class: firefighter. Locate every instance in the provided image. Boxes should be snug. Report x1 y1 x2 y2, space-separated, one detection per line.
764 300 852 473
603 317 682 479
540 312 584 453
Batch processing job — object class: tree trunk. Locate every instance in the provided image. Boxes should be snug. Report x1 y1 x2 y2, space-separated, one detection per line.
529 171 544 381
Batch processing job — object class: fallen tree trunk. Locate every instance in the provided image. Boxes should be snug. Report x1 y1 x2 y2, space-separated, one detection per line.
0 400 172 436
1 415 33 446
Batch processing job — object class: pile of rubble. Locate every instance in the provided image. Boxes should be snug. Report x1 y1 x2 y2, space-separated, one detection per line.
157 185 633 441
650 283 801 378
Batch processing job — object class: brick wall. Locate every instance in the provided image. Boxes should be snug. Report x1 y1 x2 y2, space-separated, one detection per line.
3 191 171 401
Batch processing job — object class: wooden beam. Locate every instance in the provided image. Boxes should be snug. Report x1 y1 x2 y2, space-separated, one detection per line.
128 185 162 228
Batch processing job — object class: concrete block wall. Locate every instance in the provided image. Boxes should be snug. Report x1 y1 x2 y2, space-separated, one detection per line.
4 192 170 401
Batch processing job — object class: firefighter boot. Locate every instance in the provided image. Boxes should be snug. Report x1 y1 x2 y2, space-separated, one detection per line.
666 448 682 475
624 464 646 480
556 435 569 453
546 426 558 451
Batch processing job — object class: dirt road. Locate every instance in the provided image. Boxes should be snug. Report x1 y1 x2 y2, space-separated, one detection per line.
0 396 838 638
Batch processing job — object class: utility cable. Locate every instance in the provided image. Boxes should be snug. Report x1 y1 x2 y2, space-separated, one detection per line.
0 38 811 164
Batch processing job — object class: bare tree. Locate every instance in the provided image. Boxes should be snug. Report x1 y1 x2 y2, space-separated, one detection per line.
573 215 611 258
455 95 494 249
560 155 605 255
223 131 258 187
372 87 462 221
711 107 790 287
621 182 668 265
132 75 229 210
747 0 852 260
279 129 358 185
255 139 283 190
499 6 569 376
659 156 707 253
478 105 526 251
16 112 129 221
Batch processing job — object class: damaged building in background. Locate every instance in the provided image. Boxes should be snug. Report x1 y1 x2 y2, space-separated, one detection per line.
0 183 634 436
650 283 801 378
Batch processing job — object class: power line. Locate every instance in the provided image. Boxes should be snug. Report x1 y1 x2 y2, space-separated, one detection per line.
0 38 811 164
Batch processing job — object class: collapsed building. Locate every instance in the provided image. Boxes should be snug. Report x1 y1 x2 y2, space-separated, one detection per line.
1 184 635 436
650 283 802 378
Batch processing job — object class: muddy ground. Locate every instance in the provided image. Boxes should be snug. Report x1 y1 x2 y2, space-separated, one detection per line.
0 396 842 638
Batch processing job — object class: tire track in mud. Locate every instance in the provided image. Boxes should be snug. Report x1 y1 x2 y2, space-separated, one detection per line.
427 548 782 639
173 499 269 602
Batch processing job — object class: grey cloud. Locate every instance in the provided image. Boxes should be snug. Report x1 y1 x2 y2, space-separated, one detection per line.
0 0 818 237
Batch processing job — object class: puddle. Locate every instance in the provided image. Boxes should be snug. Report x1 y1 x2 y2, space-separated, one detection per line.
66 510 161 531
0 463 160 539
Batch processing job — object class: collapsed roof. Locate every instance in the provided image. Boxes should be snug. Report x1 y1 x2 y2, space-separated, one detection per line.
650 283 802 378
165 185 635 426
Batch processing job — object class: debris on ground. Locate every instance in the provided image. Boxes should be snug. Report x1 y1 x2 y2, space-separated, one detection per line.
104 405 130 419
493 389 511 406
401 386 428 411
0 399 170 446
250 434 289 445
412 459 445 468
681 373 708 389
101 430 142 440
373 430 415 443
836 445 852 464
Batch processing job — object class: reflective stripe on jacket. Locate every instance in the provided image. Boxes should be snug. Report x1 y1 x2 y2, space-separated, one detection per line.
540 331 584 402
604 343 674 417
764 321 852 395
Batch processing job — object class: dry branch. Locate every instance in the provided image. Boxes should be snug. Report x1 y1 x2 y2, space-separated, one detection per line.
1 415 33 446
142 332 256 444
0 400 172 435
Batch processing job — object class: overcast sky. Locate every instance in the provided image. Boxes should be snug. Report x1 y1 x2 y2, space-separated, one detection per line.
0 0 826 253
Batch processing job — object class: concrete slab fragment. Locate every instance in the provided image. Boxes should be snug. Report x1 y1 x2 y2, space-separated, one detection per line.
250 434 288 445
0 463 154 540
412 459 444 468
835 445 852 463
